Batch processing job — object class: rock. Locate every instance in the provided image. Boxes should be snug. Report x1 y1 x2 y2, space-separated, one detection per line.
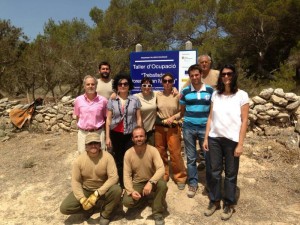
270 95 288 107
259 88 274 100
265 102 273 110
285 93 299 101
286 100 300 111
34 114 44 122
248 113 257 122
257 114 271 120
63 114 72 123
1 136 10 142
70 120 78 129
252 96 267 104
57 114 64 120
61 96 72 103
274 88 285 97
266 109 280 117
295 106 300 116
0 129 6 137
49 118 57 126
264 126 281 136
295 118 300 134
254 104 267 113
8 100 20 105
51 124 60 132
0 98 9 103
58 123 70 131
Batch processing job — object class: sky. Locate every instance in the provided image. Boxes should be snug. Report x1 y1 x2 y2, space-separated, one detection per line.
0 0 110 41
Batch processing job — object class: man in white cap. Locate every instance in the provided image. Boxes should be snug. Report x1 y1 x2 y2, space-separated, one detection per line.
60 132 122 225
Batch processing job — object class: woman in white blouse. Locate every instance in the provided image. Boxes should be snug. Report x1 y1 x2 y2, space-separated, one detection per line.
203 64 249 220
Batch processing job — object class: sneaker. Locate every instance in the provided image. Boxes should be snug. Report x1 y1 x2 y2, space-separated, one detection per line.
221 205 233 221
204 202 220 216
154 215 165 225
99 215 110 225
187 185 198 198
177 183 186 190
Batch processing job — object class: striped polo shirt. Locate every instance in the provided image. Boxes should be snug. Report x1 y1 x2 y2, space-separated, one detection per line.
179 84 213 127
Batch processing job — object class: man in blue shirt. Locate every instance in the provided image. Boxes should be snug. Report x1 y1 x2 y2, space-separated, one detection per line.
180 64 213 198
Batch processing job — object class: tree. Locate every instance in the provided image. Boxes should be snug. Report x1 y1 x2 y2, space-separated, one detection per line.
217 0 300 78
0 19 28 97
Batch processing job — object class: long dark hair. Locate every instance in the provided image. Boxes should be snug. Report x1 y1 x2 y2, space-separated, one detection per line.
217 64 238 94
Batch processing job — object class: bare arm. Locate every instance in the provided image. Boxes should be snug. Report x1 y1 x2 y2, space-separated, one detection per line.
179 105 186 120
106 110 112 148
136 108 142 127
203 102 213 151
234 103 249 157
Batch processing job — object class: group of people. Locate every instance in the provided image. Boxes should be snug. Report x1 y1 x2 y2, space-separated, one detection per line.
59 55 249 224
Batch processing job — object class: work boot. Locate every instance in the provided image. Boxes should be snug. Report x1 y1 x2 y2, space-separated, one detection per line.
187 185 198 198
99 215 110 225
204 201 220 216
154 215 165 225
221 205 234 220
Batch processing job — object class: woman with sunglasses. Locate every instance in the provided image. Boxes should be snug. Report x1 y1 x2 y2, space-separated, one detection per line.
134 77 157 146
106 73 142 188
203 65 249 220
155 73 187 190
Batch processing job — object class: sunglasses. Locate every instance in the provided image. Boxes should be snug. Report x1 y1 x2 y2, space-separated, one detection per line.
221 72 233 77
142 84 152 88
118 82 129 87
162 79 174 84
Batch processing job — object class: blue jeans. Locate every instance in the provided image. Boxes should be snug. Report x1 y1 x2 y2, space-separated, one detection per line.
207 137 239 205
183 125 208 187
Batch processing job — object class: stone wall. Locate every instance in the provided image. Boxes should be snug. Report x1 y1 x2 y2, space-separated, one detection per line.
0 88 300 141
248 88 300 135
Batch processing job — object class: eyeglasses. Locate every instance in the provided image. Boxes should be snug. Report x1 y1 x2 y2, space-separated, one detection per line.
162 79 174 84
221 72 233 77
142 84 152 88
118 82 129 87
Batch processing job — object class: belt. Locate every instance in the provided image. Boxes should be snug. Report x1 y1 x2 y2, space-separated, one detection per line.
79 126 103 132
158 123 177 128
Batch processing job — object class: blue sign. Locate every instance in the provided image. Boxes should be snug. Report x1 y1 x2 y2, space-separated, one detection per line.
130 51 181 94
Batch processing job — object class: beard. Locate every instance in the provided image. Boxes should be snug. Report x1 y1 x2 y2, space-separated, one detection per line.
100 72 110 79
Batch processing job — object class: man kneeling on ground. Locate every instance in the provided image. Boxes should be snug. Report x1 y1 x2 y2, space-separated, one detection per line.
60 132 122 225
123 126 168 225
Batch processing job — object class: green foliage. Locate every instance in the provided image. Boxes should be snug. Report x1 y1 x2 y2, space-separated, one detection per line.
0 19 28 96
270 62 296 92
1 0 299 99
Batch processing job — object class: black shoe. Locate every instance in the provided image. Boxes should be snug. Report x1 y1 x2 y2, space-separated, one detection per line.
221 205 233 220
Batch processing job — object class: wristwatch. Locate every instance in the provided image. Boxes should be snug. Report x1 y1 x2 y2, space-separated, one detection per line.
149 180 155 185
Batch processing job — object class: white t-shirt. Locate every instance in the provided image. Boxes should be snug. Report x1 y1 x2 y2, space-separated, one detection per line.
209 89 249 142
134 92 157 132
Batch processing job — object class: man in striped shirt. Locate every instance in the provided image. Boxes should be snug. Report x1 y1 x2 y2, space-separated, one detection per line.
179 64 213 198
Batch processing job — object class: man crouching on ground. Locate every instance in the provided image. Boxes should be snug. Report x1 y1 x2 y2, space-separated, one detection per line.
123 126 168 225
60 132 122 225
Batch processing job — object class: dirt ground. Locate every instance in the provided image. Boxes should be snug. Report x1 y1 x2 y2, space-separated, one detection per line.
0 130 299 225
